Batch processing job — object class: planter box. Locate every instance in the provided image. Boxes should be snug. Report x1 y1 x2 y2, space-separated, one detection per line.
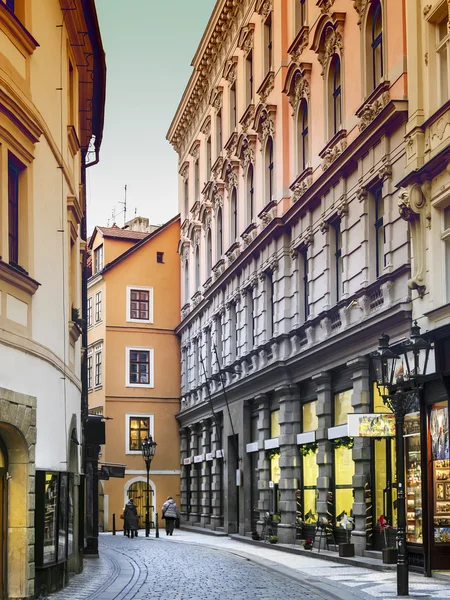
382 548 398 564
339 543 355 557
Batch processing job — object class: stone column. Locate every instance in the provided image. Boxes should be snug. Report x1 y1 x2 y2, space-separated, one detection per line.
256 394 271 533
348 356 372 556
200 418 211 527
276 385 301 543
210 418 223 530
313 372 333 521
188 424 200 524
179 428 189 521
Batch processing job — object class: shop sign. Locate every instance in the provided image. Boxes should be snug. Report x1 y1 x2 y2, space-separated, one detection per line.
216 449 224 458
431 404 449 460
264 437 279 450
348 414 395 437
205 452 214 461
183 457 192 465
99 463 126 479
194 454 204 463
297 431 315 445
246 442 259 453
404 412 421 438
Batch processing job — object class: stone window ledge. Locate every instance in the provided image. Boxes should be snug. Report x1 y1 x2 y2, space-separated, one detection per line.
0 260 40 295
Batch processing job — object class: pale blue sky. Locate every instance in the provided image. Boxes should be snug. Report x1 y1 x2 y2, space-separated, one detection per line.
87 0 216 234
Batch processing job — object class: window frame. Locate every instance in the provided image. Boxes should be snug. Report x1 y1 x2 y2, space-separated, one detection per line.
297 99 309 173
125 413 154 455
126 346 154 388
247 163 255 225
246 50 254 105
94 345 102 388
265 136 274 205
94 244 104 274
230 82 237 131
266 272 274 339
216 207 223 258
230 187 238 243
442 206 450 303
94 290 102 323
126 286 154 324
87 351 93 390
264 13 273 74
332 56 342 136
8 157 20 265
371 1 383 90
195 246 200 292
436 12 450 105
87 296 93 328
374 185 385 278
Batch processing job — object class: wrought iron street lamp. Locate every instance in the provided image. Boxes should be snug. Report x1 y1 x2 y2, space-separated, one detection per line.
141 436 157 538
371 322 434 596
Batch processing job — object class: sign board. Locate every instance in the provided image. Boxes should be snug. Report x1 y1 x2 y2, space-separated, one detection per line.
236 469 242 487
269 480 274 489
99 463 126 479
264 437 279 450
246 442 259 453
328 424 348 440
404 412 421 438
348 413 395 438
297 431 315 445
183 458 192 465
193 454 203 463
205 452 214 461
216 449 224 459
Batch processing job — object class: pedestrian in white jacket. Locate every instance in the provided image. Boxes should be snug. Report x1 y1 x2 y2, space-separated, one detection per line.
162 496 180 536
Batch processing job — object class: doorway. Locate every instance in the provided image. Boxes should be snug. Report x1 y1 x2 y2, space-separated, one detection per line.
127 481 154 528
0 439 8 599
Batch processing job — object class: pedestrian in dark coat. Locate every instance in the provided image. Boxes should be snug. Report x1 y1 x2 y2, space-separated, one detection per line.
123 498 139 538
162 496 180 536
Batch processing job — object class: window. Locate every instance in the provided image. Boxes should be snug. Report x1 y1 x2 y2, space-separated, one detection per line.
205 327 212 378
216 109 222 156
300 246 309 322
87 296 93 328
87 352 93 390
371 1 383 89
95 291 102 323
302 401 318 523
230 187 238 242
297 99 309 173
126 414 154 453
437 14 450 104
8 157 20 265
265 136 274 205
329 55 342 137
206 136 212 179
296 0 306 31
230 83 237 130
5 0 14 12
94 346 102 387
157 252 164 263
94 245 104 274
216 207 223 258
68 59 75 125
216 316 223 365
374 186 385 278
193 338 199 387
184 177 189 217
264 13 273 74
230 303 238 361
443 206 450 302
247 289 257 348
206 229 212 274
184 259 189 303
126 347 154 387
247 164 255 225
246 51 253 105
194 159 200 203
333 391 355 521
266 273 274 339
195 246 200 291
127 286 153 322
331 220 343 302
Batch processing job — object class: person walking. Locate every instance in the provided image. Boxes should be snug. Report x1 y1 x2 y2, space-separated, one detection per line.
162 496 179 536
123 497 139 538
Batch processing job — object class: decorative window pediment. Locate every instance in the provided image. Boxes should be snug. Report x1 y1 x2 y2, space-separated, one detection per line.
288 26 310 62
257 71 275 103
239 103 255 133
254 104 276 145
223 57 238 83
283 62 312 114
179 161 189 178
311 13 345 76
189 140 200 159
237 133 257 168
317 0 336 14
255 0 273 19
238 23 255 55
353 0 370 26
221 159 239 194
224 132 238 159
201 116 211 136
209 86 223 110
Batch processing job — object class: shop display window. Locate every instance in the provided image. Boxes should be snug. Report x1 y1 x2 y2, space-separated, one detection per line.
334 390 354 520
58 474 68 562
68 474 74 557
405 422 422 543
302 401 318 523
43 473 58 565
432 401 450 544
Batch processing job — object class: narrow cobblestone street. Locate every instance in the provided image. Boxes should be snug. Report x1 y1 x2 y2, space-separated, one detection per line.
47 531 450 600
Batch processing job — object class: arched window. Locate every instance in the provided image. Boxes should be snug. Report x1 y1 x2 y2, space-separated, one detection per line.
247 164 255 225
195 246 200 291
206 229 212 274
184 259 189 303
371 1 383 89
216 208 223 258
297 99 309 173
194 159 200 203
329 55 342 137
184 178 189 217
265 136 274 205
230 187 238 242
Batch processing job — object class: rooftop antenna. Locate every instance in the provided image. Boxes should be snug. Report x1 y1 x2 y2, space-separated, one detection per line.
119 185 127 227
111 206 116 226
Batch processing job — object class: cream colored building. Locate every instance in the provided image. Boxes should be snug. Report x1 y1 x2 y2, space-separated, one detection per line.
0 0 105 596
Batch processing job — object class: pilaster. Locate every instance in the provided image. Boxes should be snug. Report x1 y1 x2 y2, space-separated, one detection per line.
210 418 223 530
200 419 211 526
188 424 200 524
256 394 271 532
313 372 332 520
179 428 189 520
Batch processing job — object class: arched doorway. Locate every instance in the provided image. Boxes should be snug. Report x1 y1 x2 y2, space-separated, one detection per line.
0 438 7 600
125 478 155 529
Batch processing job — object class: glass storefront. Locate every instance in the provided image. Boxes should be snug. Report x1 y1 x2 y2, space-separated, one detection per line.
270 410 280 515
334 390 354 519
432 401 450 544
302 401 318 523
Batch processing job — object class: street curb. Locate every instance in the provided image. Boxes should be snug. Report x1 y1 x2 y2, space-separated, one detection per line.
179 525 228 537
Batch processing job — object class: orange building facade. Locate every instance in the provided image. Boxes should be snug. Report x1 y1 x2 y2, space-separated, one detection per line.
87 217 181 532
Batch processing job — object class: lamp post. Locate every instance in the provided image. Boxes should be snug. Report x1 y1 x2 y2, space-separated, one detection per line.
370 322 434 596
141 436 157 538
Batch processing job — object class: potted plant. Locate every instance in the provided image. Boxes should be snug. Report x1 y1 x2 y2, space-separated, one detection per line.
267 535 278 544
337 512 355 557
379 515 397 564
251 530 260 541
302 537 313 550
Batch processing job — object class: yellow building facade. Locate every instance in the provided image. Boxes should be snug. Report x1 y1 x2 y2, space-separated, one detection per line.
87 217 181 533
0 0 105 597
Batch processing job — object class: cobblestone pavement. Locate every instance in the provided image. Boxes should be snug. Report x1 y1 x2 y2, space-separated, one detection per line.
47 531 450 600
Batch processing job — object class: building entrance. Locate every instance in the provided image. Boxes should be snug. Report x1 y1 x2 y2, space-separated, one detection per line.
0 440 8 599
127 481 153 529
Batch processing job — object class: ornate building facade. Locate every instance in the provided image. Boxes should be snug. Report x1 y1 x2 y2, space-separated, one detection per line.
167 0 446 570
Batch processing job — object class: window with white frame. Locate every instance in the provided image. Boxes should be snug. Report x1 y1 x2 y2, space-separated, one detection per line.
246 50 253 105
230 187 238 243
299 246 309 323
297 99 309 174
368 0 383 91
266 272 274 339
87 296 93 328
94 345 102 387
264 136 274 205
328 55 342 138
264 12 273 74
443 206 450 302
230 302 238 361
94 244 103 274
87 351 93 390
184 176 189 217
230 82 237 131
126 347 154 388
330 220 344 303
126 414 154 453
295 0 307 32
126 286 153 323
246 164 255 225
436 12 450 104
95 290 102 323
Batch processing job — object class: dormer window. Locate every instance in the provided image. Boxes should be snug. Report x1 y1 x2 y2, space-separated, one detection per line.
94 244 104 274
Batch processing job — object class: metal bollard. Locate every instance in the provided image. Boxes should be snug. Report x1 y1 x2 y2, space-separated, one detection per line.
112 513 116 535
156 512 159 538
